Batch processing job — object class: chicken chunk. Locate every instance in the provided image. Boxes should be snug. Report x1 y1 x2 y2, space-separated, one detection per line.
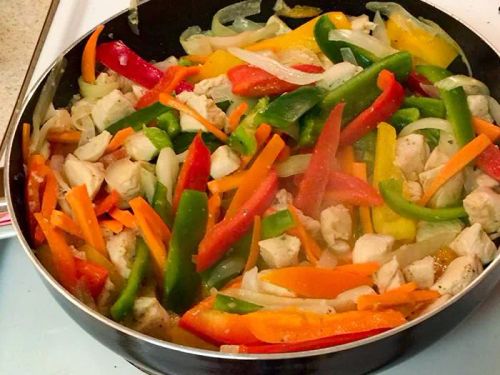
124 131 158 161
74 131 112 162
431 256 482 295
403 256 435 289
210 145 240 179
176 91 227 132
395 134 430 181
374 257 405 293
106 229 136 279
259 234 301 269
132 297 173 340
419 166 464 208
352 234 395 264
416 220 464 242
63 154 105 199
91 89 135 131
449 223 496 264
424 147 449 171
463 187 500 233
193 74 232 100
404 180 423 202
320 205 352 250
105 158 142 202
464 167 498 194
467 95 493 122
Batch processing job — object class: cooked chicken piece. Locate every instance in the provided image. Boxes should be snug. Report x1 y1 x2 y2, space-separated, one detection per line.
395 134 430 181
352 234 395 264
374 257 405 293
176 91 227 132
91 89 135 131
259 234 301 268
106 229 136 279
320 205 352 250
403 256 435 289
74 131 112 162
63 154 105 199
449 223 496 265
210 145 240 179
463 187 500 234
124 131 158 161
105 158 142 202
431 256 482 295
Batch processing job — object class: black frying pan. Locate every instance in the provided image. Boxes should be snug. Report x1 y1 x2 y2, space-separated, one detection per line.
5 1 500 374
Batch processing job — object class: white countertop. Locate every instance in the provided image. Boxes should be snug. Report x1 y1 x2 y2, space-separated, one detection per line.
2 0 499 374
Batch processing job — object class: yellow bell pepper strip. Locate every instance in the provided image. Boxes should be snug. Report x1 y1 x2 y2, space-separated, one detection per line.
81 24 104 83
419 134 492 205
246 12 351 53
192 49 243 82
352 162 374 234
371 122 416 240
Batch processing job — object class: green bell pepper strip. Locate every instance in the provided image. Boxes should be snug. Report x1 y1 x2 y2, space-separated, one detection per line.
164 190 208 313
390 108 420 131
402 96 445 118
379 179 467 222
213 294 262 315
172 132 222 154
178 56 194 67
299 52 412 147
261 209 296 239
314 15 378 68
229 97 270 155
255 86 326 129
353 130 377 178
441 87 474 146
110 238 150 321
157 110 181 138
414 65 452 83
152 182 174 227
143 126 173 149
106 102 170 134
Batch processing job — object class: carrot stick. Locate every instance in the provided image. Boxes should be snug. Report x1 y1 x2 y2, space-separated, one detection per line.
94 190 120 216
81 24 104 83
106 127 134 153
163 66 200 94
419 134 492 205
261 265 374 299
206 193 222 231
100 219 124 234
335 262 380 276
287 204 322 264
34 213 78 291
338 146 355 175
109 208 137 229
129 196 171 243
66 185 106 254
47 130 82 144
207 172 246 194
159 94 228 142
228 102 249 132
352 162 374 233
244 216 262 272
226 134 285 218
50 210 84 239
240 123 273 169
472 116 500 142
41 169 58 219
357 283 439 311
22 123 30 163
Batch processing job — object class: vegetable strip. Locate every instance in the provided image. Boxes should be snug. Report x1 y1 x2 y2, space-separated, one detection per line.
207 172 246 194
47 130 82 144
50 210 84 239
244 216 261 272
81 24 104 83
352 162 374 233
100 219 124 234
106 127 135 153
109 208 138 229
94 190 120 217
472 117 500 142
22 123 30 163
206 193 222 231
288 205 321 264
228 102 249 131
129 196 171 243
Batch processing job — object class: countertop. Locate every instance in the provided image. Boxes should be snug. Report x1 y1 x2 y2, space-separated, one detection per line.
1 0 499 374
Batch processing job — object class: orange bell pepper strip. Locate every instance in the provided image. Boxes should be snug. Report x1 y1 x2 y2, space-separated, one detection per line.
260 266 374 299
228 102 249 132
207 171 246 194
34 213 78 292
94 190 120 217
419 134 491 205
246 308 406 344
81 24 104 83
226 134 284 218
22 123 31 163
106 127 135 153
295 103 344 218
109 208 137 230
338 146 355 175
129 196 171 242
244 215 262 272
287 204 321 264
100 219 124 234
472 117 500 142
206 193 221 231
66 185 106 254
334 262 380 276
47 130 82 144
50 210 84 239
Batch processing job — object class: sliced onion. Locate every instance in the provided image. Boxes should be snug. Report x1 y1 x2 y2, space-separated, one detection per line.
276 153 311 177
419 83 440 98
340 47 358 65
317 62 361 90
328 29 397 58
399 118 452 138
487 96 500 124
391 233 456 267
30 57 67 153
128 0 139 35
273 0 321 19
372 11 390 46
435 75 490 96
228 47 324 85
212 0 262 36
78 76 119 99
231 16 264 32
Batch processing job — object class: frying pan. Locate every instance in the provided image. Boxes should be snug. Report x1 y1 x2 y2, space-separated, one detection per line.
5 0 500 374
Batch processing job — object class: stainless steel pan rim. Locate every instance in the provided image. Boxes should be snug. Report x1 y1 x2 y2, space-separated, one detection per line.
5 0 500 361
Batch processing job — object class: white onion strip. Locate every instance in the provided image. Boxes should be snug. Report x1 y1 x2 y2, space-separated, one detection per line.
399 118 452 138
435 75 490 96
276 154 311 177
328 29 397 58
227 47 324 85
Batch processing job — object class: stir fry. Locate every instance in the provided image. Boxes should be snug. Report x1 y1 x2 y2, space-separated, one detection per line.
24 1 499 354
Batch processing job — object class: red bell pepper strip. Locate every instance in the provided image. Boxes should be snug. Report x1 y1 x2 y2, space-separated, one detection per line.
406 71 432 97
227 64 324 97
135 65 200 109
340 69 404 146
294 103 345 218
237 329 387 354
96 40 163 89
196 170 278 272
174 80 195 95
476 144 500 181
325 170 383 206
75 258 109 299
172 134 211 212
